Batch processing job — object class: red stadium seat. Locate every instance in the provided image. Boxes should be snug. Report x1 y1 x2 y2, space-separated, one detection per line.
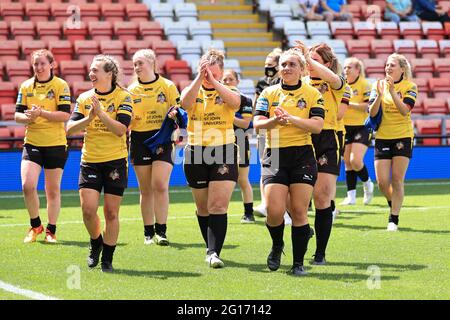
393 39 417 61
71 81 93 98
0 127 12 150
6 61 31 86
411 58 434 79
101 3 125 22
48 41 73 63
126 3 150 22
370 39 393 60
422 21 445 41
114 21 139 42
153 41 177 72
88 21 113 41
364 59 385 79
59 60 86 83
63 21 88 43
139 21 164 42
0 83 17 105
445 22 450 36
428 78 450 99
353 21 377 40
0 104 16 121
74 40 99 65
0 22 8 42
0 40 20 64
399 21 422 40
165 60 192 84
417 40 440 59
346 39 371 59
21 40 47 62
36 21 61 42
330 21 354 41
433 58 450 78
10 21 36 43
423 97 449 114
79 3 100 23
50 3 73 24
25 3 50 23
415 119 442 145
344 4 361 21
121 60 134 87
412 78 430 98
0 61 3 79
0 3 24 23
12 125 26 149
100 40 125 60
376 22 400 40
126 40 153 59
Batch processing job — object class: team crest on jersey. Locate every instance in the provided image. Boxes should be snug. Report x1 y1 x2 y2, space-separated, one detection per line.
157 92 167 103
217 164 229 175
353 89 358 96
318 154 328 166
396 141 404 150
215 96 224 105
318 83 329 94
106 104 115 113
156 146 164 155
109 169 120 181
47 89 55 100
297 98 307 110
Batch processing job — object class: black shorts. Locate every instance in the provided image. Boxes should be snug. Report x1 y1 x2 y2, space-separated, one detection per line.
262 145 317 187
312 130 340 176
237 135 250 168
79 158 128 196
130 131 174 166
336 130 345 157
344 125 371 147
375 138 413 160
22 144 68 169
183 143 239 189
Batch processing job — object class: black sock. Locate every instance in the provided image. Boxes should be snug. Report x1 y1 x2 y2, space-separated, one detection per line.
244 202 253 216
330 200 335 212
389 214 399 225
144 224 155 237
291 224 311 266
30 217 41 228
101 243 116 263
196 214 209 247
314 207 333 258
207 214 228 256
355 166 369 182
387 200 392 208
90 234 103 249
155 223 167 236
266 222 284 247
46 224 56 234
346 170 357 191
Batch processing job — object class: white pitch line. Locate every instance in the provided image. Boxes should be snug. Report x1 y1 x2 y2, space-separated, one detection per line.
0 181 449 199
0 280 60 300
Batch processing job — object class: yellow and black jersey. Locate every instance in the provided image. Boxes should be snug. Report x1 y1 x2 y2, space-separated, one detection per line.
308 75 347 131
72 86 133 163
344 76 371 126
16 76 71 146
255 81 325 148
369 77 417 139
128 74 180 132
187 86 239 146
234 94 253 132
337 84 351 133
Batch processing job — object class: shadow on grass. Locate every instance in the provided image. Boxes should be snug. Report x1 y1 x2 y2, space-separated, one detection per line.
169 242 239 251
0 215 12 219
57 240 128 248
295 270 400 282
323 261 427 271
113 269 202 279
332 222 450 234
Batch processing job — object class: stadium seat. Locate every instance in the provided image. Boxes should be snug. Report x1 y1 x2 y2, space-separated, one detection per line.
0 104 16 121
0 3 24 23
36 21 61 42
63 21 88 43
126 40 153 59
59 60 86 83
178 79 192 92
189 21 213 43
25 3 50 23
50 3 73 24
411 58 434 79
0 61 3 80
201 40 225 54
150 3 175 26
415 119 441 145
12 126 25 149
79 3 100 22
445 22 450 36
100 40 125 61
48 41 73 63
120 60 134 86
417 40 440 59
153 41 177 71
88 21 113 41
165 21 189 46
346 39 371 59
224 59 242 74
165 59 191 85
330 21 353 41
371 39 393 60
438 40 450 57
411 95 425 115
114 21 139 42
364 59 385 79
423 97 449 114
10 21 36 43
101 3 125 23
74 40 99 65
345 4 362 21
393 39 417 61
434 58 450 78
376 22 400 40
0 40 20 64
126 3 149 22
139 21 164 42
258 0 277 12
6 61 31 87
412 78 430 98
353 21 377 40
0 127 12 150
428 78 450 99
0 22 8 42
177 40 202 71
0 83 17 105
269 4 293 30
306 21 331 40
399 21 422 40
175 3 198 23
21 40 47 62
422 21 445 41
71 81 93 98
284 21 307 47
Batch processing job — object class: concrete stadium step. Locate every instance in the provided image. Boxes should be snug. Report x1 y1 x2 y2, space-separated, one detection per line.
239 60 266 68
225 41 281 52
188 0 247 5
197 5 253 15
227 51 270 61
241 69 264 81
212 22 267 32
215 32 273 41
199 14 259 23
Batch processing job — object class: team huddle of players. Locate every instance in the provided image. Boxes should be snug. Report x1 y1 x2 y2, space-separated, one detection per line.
15 42 417 274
